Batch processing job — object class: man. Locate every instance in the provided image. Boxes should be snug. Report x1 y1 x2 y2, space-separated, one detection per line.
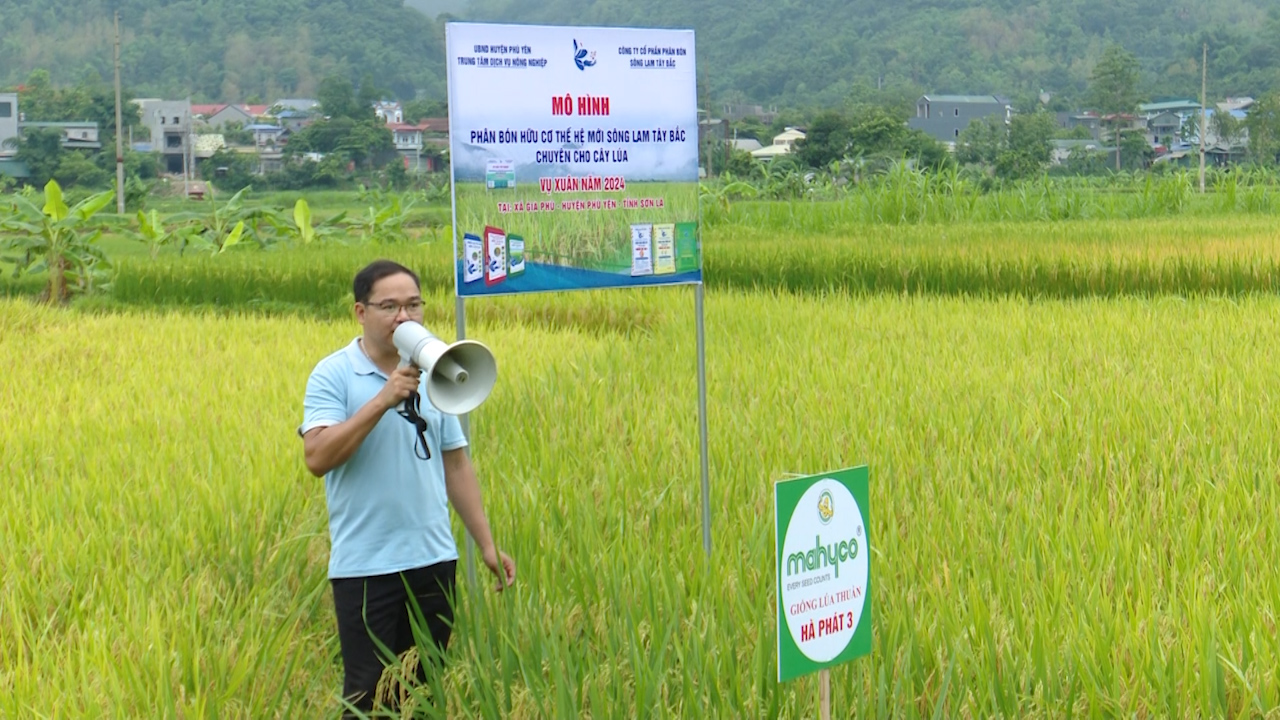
300 259 515 716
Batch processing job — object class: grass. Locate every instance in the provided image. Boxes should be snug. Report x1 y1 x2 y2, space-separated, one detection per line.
3 285 1279 717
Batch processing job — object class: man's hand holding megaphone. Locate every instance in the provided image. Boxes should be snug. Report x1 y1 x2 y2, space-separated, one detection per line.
373 362 424 412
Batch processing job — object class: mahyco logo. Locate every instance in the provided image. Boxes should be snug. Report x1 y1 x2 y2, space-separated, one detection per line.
784 487 856 578
785 534 859 579
783 480 864 580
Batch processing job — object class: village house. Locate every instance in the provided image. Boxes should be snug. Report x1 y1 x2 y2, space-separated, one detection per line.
908 94 1012 144
134 98 194 175
192 103 254 130
750 127 806 161
0 92 105 179
19 121 102 150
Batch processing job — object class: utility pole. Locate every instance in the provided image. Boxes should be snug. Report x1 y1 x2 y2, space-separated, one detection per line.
721 118 728 177
1116 103 1126 171
183 111 190 199
114 10 125 214
1198 43 1207 193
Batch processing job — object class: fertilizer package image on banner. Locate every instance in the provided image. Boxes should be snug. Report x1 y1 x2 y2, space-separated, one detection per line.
484 225 507 286
446 22 702 296
675 222 699 274
507 234 526 277
630 223 653 277
463 233 484 284
653 223 675 275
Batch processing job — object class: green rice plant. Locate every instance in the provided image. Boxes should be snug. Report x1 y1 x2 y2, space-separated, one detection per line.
1152 171 1193 215
1011 180 1049 221
1214 171 1240 213
102 242 450 317
8 187 1280 309
1242 183 1272 213
70 212 1280 314
713 165 1279 230
4 287 1280 717
703 216 1280 298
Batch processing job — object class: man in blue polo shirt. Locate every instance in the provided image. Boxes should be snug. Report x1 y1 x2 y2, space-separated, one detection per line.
300 259 515 716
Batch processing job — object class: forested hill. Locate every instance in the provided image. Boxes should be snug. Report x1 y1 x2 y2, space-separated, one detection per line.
2 0 1278 108
460 0 1280 107
0 1 448 101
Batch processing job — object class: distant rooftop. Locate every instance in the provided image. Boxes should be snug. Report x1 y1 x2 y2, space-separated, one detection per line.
921 94 1009 104
19 121 97 128
1139 100 1201 113
272 99 319 111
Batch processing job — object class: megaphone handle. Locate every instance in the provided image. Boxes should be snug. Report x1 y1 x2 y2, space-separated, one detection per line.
395 355 413 413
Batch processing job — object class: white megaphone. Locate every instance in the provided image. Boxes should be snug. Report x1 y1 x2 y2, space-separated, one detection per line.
392 321 497 415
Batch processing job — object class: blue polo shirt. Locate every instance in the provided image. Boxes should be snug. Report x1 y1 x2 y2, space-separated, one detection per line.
300 338 469 579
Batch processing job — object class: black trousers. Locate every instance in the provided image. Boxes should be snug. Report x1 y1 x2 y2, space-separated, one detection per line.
331 560 457 717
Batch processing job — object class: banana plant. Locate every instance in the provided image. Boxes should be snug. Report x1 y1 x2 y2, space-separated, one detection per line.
0 179 115 303
168 186 282 254
130 208 200 259
181 219 246 255
345 193 414 244
266 198 348 246
698 179 758 226
415 174 451 204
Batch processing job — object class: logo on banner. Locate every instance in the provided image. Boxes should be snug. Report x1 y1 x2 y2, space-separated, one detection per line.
818 491 834 524
573 39 597 71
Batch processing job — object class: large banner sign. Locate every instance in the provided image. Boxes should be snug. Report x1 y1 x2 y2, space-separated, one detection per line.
446 23 701 296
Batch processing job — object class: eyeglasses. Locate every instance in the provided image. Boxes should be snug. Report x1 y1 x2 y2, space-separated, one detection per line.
364 299 424 315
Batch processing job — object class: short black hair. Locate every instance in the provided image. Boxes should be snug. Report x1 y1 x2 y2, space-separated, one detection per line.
353 260 420 303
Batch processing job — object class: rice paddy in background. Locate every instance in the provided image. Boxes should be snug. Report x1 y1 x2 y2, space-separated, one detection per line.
454 181 698 269
3 272 1279 717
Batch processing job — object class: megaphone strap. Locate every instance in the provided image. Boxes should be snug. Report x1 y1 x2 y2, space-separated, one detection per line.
396 391 432 461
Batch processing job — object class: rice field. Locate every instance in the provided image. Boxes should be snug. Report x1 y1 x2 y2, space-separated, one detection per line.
453 181 698 269
2 202 1280 718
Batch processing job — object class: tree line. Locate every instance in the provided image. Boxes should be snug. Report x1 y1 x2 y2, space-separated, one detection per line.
2 0 1279 109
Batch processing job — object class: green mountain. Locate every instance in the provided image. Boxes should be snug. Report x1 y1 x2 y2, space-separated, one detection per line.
0 1 449 102
1 0 1277 107
458 0 1280 107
